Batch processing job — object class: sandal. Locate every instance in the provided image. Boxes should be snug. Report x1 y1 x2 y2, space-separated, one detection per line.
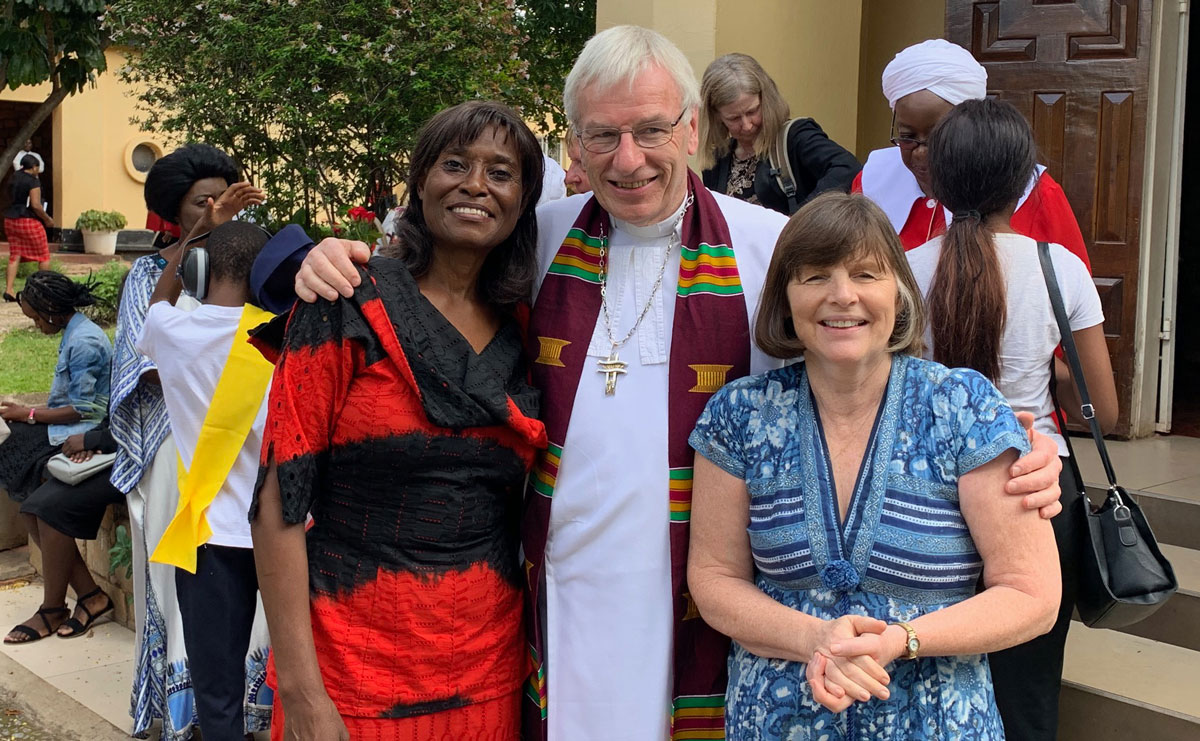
57 587 114 639
4 605 69 644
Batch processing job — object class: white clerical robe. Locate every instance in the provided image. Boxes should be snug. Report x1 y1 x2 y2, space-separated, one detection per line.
532 190 787 740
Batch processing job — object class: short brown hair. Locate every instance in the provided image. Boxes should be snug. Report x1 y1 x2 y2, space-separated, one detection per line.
754 192 925 359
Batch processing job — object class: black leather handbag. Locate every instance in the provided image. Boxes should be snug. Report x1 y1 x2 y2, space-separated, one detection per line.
1037 242 1177 628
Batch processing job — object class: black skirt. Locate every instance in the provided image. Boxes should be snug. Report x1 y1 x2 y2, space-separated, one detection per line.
0 423 60 502
20 470 124 540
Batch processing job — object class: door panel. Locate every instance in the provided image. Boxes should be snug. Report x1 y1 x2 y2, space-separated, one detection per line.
948 0 1153 435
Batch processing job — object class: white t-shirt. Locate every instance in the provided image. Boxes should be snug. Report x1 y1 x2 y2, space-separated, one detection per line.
907 232 1104 455
135 302 269 548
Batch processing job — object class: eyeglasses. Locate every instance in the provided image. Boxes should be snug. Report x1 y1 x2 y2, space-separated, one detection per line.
888 110 929 152
577 110 687 154
889 135 929 152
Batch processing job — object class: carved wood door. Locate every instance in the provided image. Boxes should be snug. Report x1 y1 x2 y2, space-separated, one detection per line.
947 0 1153 436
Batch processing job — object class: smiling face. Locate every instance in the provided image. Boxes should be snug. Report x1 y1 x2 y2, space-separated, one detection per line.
417 125 523 254
177 176 232 235
717 91 763 152
576 64 698 226
787 254 897 369
893 90 955 196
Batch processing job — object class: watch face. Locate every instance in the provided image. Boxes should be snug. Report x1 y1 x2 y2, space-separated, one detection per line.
907 637 920 653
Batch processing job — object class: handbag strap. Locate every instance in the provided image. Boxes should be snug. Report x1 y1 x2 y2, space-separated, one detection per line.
1047 358 1088 495
1035 242 1119 491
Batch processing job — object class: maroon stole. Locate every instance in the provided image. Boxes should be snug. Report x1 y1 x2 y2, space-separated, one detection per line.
521 170 750 739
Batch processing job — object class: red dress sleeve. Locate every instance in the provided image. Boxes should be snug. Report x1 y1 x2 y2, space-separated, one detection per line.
1011 172 1091 273
252 297 360 524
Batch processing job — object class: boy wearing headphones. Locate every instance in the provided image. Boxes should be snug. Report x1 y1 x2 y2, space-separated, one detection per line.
136 219 274 740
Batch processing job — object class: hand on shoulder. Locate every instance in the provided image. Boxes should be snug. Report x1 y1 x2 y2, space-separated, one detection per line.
294 238 372 303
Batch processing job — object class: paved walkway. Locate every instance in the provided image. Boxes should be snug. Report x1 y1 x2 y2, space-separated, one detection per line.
0 580 133 736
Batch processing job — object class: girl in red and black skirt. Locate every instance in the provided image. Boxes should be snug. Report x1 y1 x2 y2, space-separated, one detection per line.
4 154 54 301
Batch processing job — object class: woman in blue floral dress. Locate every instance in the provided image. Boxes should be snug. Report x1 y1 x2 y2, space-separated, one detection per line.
687 191 1061 739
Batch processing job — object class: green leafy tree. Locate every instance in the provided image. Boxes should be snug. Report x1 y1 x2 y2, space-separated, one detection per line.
516 0 595 133
109 0 594 227
0 0 109 173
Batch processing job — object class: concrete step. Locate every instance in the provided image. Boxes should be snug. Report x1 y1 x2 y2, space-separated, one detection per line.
1122 489 1200 551
1107 543 1200 651
1059 623 1200 740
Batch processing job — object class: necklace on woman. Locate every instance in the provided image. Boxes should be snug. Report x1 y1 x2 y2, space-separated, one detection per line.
595 192 694 395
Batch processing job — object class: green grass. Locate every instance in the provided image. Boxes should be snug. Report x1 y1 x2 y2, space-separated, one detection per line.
0 325 117 396
0 328 60 394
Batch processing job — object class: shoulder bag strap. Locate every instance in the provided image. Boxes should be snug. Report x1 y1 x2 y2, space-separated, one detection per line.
1047 355 1088 495
768 118 799 214
1036 241 1119 490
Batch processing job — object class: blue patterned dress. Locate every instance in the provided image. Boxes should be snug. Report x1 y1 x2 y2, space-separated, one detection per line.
689 354 1030 740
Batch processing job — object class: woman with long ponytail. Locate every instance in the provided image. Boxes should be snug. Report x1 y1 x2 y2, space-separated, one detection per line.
908 98 1118 740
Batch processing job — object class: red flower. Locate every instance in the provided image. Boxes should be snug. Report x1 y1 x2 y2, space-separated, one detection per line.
347 206 373 222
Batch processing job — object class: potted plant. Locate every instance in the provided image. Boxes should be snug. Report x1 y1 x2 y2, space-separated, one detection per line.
76 210 127 255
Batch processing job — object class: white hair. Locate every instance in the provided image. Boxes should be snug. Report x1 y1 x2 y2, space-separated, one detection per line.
564 25 701 127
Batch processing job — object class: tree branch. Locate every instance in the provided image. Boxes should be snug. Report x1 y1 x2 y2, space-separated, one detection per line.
0 85 72 175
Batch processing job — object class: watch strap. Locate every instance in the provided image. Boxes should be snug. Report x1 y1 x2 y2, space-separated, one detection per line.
894 620 919 659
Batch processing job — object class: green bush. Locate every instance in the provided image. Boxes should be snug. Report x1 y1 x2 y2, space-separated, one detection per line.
78 260 129 327
75 209 128 232
109 524 133 579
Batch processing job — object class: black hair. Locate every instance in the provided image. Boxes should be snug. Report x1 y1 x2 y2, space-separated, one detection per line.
389 100 543 310
19 154 39 171
207 221 269 291
143 143 239 224
926 97 1036 382
21 271 96 318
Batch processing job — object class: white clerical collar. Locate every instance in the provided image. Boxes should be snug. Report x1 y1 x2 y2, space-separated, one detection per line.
611 195 688 241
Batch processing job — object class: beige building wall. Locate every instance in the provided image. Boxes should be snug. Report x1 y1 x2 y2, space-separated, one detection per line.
597 0 865 153
0 48 169 231
714 1 864 153
855 0 946 160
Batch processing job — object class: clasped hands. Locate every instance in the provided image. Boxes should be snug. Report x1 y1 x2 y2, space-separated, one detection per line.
806 615 908 713
60 433 97 463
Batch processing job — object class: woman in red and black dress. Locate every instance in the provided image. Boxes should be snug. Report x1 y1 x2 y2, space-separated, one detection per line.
4 154 55 301
250 101 546 740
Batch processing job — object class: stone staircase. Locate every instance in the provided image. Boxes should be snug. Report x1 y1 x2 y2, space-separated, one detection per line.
1058 487 1200 740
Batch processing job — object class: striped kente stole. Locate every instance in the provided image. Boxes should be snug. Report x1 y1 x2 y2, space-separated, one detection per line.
522 170 750 740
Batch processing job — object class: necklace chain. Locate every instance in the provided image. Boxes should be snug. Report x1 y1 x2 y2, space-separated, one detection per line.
597 192 693 353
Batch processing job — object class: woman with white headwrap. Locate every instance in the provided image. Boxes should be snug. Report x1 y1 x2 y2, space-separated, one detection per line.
852 39 1090 269
859 40 1090 740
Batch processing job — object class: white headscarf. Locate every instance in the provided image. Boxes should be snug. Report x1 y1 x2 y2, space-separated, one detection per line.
881 39 987 110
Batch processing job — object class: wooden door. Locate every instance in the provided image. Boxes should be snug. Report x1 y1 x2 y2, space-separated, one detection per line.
947 0 1153 436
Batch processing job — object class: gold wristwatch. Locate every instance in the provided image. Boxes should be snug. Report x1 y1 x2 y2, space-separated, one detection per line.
894 621 920 659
